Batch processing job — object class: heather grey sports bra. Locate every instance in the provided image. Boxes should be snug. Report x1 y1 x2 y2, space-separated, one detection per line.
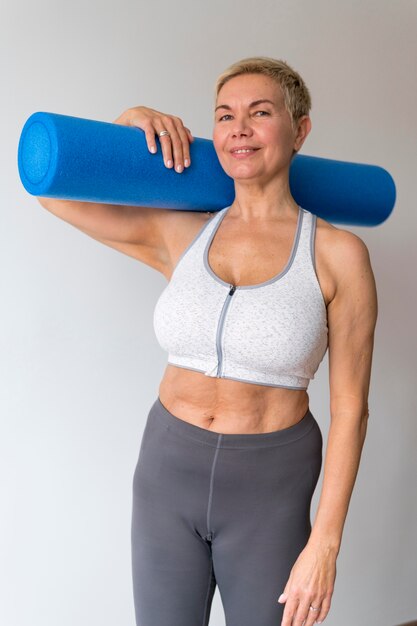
153 205 328 390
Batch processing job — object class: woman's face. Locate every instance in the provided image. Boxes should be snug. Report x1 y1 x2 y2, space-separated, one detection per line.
212 73 309 183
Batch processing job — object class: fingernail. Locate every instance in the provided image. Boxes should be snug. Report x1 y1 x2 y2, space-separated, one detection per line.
150 146 156 153
184 158 190 167
167 159 173 167
176 164 183 173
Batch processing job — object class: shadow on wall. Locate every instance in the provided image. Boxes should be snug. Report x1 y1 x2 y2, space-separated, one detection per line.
395 621 417 625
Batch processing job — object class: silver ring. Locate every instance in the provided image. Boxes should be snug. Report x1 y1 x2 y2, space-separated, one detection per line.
309 605 320 611
158 130 171 138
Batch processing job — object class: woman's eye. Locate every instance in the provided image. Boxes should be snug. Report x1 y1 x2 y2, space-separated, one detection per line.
218 111 269 122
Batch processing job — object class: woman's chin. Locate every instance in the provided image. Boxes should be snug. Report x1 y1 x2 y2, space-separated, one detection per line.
229 168 266 183
222 163 263 180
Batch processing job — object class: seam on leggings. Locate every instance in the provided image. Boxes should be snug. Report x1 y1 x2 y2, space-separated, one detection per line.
206 434 222 537
202 559 214 626
162 420 317 449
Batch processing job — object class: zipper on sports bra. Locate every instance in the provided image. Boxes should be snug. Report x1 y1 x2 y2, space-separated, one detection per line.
215 284 236 377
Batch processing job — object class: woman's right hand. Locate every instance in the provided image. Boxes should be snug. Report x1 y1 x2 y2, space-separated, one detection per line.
113 106 194 174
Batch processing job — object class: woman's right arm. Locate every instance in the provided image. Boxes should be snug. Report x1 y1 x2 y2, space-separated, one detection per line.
36 106 195 272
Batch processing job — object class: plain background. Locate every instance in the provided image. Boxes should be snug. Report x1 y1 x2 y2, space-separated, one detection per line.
1 1 416 625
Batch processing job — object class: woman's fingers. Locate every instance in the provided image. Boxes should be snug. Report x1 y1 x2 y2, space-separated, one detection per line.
185 127 194 143
280 595 300 626
310 593 332 624
154 115 180 170
121 106 193 173
142 124 158 154
171 119 193 169
153 115 191 172
294 596 325 626
280 588 332 625
281 594 326 626
175 123 193 167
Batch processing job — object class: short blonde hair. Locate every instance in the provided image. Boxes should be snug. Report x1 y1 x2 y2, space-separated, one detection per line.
214 56 311 130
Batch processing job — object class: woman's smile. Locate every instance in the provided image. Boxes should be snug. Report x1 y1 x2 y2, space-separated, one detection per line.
230 147 261 159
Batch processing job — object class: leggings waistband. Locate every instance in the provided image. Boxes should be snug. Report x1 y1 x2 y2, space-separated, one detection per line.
150 396 317 449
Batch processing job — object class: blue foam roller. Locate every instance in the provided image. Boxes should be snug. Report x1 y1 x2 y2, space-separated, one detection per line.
18 111 396 226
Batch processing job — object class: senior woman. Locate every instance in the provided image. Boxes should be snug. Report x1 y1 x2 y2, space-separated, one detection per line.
37 56 378 626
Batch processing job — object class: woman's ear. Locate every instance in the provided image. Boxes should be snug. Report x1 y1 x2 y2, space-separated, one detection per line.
293 115 312 153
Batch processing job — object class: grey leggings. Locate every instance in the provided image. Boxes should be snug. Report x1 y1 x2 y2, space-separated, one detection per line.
131 396 322 626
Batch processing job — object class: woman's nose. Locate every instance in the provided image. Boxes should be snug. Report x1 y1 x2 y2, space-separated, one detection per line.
231 119 252 136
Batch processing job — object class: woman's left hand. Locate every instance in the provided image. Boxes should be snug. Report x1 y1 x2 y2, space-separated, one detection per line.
277 541 338 625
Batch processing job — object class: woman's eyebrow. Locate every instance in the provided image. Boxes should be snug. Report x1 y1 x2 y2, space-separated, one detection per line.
214 99 276 112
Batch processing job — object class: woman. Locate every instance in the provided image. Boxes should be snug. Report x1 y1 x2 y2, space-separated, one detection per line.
38 56 378 626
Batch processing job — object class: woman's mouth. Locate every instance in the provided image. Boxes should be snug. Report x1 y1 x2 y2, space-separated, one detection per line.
230 148 260 159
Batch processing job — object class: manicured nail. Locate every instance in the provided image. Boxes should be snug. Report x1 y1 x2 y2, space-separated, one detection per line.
150 146 156 153
167 159 173 167
176 164 183 173
184 158 190 167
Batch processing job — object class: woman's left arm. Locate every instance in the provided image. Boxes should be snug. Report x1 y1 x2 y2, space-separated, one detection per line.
279 230 378 626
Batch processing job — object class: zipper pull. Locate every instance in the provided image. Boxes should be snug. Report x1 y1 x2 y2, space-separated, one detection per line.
229 284 236 296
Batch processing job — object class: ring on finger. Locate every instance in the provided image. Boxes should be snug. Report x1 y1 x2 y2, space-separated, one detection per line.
158 130 171 138
309 604 320 611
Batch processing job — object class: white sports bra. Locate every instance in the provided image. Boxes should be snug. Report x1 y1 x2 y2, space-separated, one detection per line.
153 205 328 390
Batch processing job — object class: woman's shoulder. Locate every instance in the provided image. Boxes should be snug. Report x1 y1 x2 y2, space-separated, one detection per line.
316 212 368 251
314 213 372 305
316 213 370 263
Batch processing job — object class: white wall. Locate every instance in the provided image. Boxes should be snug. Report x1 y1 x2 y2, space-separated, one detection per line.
1 1 416 625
